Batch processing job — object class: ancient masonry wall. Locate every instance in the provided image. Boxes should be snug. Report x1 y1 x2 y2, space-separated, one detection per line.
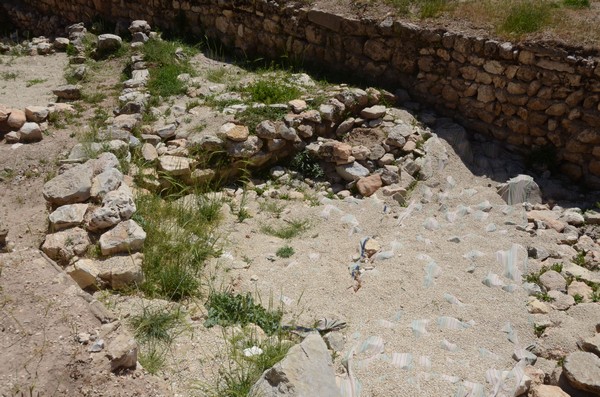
4 0 600 186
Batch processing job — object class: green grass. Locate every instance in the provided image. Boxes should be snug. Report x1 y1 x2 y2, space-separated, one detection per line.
132 193 222 301
563 0 589 8
259 200 286 218
276 245 295 258
142 39 196 98
138 344 167 375
205 68 231 84
386 0 454 18
534 324 547 337
81 91 106 104
130 306 183 342
204 291 283 336
500 1 554 35
243 79 301 105
535 292 555 302
573 293 584 304
235 106 289 134
261 219 310 239
25 78 47 87
1 72 17 81
572 250 589 268
205 331 293 397
289 150 325 179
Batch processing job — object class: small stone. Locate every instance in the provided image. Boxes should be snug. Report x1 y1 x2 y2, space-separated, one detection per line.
42 227 91 263
539 270 566 292
107 333 138 372
49 203 89 230
99 220 146 256
531 385 570 397
527 299 549 314
97 34 122 53
90 168 123 199
289 99 307 113
360 105 386 119
25 106 49 122
97 253 144 289
364 238 381 257
66 258 99 289
53 85 81 100
563 351 600 395
357 174 382 197
7 109 26 130
336 162 370 181
513 348 537 365
225 124 250 142
141 143 158 162
159 155 193 176
19 122 42 142
568 281 593 302
580 334 600 357
547 290 575 310
155 124 177 140
89 339 105 352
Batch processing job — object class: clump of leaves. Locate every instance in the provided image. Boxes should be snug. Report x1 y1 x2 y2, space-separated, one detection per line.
533 324 547 337
289 150 325 179
244 79 301 105
276 245 295 258
204 291 283 335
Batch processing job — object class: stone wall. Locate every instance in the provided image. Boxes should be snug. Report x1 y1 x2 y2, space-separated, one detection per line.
4 0 600 186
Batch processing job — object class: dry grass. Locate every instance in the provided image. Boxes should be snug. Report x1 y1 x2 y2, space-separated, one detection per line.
381 0 600 46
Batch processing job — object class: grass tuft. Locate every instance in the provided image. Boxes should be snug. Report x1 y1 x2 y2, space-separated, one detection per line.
132 193 222 301
142 39 196 98
500 1 554 35
261 219 310 239
130 306 183 342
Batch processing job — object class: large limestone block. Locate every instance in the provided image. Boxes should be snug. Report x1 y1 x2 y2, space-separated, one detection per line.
250 334 341 397
43 163 93 205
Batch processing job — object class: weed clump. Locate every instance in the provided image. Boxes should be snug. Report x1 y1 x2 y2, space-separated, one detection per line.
133 193 222 301
204 291 283 335
142 39 196 97
261 219 310 239
289 150 325 179
276 245 295 258
500 1 554 35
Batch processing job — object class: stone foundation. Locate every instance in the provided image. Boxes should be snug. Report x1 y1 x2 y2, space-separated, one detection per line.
3 0 600 186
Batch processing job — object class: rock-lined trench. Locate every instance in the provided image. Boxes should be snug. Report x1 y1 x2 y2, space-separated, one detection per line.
1 17 600 397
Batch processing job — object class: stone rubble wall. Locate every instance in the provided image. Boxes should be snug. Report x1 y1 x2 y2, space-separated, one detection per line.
4 0 600 186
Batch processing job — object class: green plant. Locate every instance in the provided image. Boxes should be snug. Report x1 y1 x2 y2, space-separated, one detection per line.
563 0 589 8
550 262 563 273
243 79 301 105
25 78 47 87
419 0 452 18
204 331 293 397
572 250 588 268
573 293 584 304
1 72 17 80
533 324 547 337
186 99 200 111
235 106 288 134
289 150 325 179
205 68 229 84
261 219 309 239
142 39 196 97
500 1 554 35
259 200 286 218
138 344 167 375
133 193 222 301
236 190 252 222
81 91 106 104
204 291 283 335
535 292 555 302
276 245 295 258
130 306 183 342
